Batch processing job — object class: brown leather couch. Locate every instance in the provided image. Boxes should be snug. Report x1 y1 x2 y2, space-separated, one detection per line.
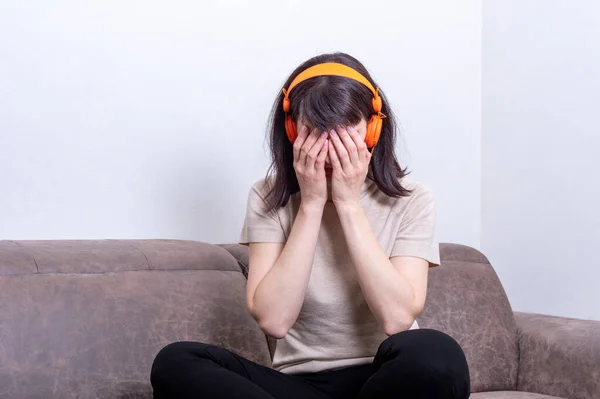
0 240 598 398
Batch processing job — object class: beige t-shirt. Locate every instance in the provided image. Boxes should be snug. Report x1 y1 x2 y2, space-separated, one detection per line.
239 177 440 374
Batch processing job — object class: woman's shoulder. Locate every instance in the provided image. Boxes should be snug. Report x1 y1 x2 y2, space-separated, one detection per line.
246 176 289 213
370 177 435 210
248 176 275 198
400 178 434 199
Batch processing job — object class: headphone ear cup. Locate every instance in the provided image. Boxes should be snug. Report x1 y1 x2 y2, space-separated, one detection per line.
285 115 298 143
365 114 383 148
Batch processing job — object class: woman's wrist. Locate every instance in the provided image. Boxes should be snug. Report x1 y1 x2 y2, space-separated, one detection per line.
299 200 326 216
333 200 362 216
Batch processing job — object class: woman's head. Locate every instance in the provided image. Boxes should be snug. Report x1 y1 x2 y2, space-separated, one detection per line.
265 52 410 209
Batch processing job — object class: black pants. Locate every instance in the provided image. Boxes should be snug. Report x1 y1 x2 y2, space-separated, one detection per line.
151 329 470 399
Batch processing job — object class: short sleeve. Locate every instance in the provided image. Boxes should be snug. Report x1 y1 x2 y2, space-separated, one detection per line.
390 185 440 266
239 179 287 245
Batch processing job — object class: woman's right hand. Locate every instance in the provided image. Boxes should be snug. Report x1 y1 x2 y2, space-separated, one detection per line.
293 126 329 209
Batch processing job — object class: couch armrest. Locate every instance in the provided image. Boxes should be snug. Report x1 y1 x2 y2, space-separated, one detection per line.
515 311 600 399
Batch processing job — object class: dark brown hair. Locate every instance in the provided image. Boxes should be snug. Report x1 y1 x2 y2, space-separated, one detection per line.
265 52 410 210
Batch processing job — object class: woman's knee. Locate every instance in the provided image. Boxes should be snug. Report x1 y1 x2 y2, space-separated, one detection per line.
151 341 213 381
377 329 469 378
380 329 464 357
373 330 470 397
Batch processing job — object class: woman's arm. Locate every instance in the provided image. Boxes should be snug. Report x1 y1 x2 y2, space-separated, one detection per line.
246 203 324 339
327 125 431 335
336 202 429 335
246 126 329 339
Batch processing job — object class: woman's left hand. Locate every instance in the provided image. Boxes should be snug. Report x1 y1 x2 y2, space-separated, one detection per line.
328 124 372 209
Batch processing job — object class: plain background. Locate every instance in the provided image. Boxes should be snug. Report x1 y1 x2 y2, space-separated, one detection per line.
1 1 598 320
0 0 482 247
482 0 600 320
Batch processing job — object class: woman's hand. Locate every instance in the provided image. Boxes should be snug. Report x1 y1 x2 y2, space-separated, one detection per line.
293 126 329 209
328 125 371 209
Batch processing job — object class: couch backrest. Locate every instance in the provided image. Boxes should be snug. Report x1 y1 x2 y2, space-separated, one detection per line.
418 243 519 392
0 240 519 397
222 242 520 393
0 240 270 399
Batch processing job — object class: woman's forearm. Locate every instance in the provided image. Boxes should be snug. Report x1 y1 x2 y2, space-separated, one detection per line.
251 202 323 338
336 203 420 335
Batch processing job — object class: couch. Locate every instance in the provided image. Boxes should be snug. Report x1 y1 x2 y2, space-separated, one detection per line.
0 239 598 398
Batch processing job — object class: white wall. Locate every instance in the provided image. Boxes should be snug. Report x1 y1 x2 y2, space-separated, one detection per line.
482 1 600 320
0 0 482 246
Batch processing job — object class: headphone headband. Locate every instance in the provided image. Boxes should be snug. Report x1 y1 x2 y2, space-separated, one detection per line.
282 62 380 113
285 62 377 96
281 62 385 151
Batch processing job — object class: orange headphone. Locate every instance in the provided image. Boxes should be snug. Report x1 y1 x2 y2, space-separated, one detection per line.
282 62 386 150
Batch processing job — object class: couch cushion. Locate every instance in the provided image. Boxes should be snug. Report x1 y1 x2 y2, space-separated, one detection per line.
0 240 270 399
8 239 240 274
0 241 37 275
218 243 250 277
417 243 519 392
472 392 564 398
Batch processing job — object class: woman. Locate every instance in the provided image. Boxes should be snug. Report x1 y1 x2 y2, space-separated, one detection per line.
151 52 470 399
